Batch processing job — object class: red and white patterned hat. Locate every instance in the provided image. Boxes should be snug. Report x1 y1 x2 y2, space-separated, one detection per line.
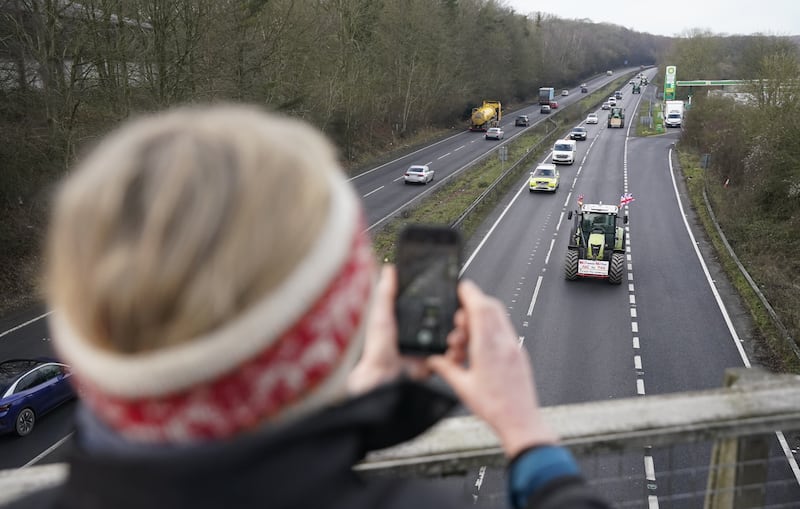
50 169 375 443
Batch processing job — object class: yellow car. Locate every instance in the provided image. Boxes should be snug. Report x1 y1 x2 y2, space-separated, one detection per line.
529 164 560 193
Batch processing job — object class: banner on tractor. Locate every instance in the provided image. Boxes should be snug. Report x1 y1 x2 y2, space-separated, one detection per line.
578 260 609 277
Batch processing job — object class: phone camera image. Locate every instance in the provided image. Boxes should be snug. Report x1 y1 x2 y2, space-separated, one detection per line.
395 225 461 355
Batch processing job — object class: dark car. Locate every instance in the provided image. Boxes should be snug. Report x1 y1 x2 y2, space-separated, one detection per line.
0 359 75 437
614 91 622 100
515 115 530 127
570 126 588 141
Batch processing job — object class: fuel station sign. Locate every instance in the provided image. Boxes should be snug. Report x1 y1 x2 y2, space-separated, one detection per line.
664 65 677 100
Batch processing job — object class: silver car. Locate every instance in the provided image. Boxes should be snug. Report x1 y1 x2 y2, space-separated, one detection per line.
403 165 434 184
485 127 504 140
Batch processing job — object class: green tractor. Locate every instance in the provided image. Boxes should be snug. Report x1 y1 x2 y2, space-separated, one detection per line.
632 83 641 94
564 203 627 284
608 107 625 128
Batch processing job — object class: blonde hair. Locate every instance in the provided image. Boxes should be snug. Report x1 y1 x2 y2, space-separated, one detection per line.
46 105 337 354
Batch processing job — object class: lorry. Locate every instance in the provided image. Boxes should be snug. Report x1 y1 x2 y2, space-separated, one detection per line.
469 100 502 131
564 203 627 284
664 100 683 128
538 87 555 105
632 83 641 94
607 107 625 128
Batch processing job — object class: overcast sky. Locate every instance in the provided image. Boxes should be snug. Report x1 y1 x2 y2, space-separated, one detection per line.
502 0 800 37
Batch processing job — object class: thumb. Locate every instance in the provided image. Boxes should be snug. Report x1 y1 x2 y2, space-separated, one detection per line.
427 355 470 396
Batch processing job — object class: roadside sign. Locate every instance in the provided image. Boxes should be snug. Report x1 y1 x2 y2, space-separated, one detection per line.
665 65 677 100
498 146 508 162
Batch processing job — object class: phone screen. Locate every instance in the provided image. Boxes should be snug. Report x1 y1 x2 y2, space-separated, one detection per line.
395 225 461 354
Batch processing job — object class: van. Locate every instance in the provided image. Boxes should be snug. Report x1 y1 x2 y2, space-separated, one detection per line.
552 139 576 165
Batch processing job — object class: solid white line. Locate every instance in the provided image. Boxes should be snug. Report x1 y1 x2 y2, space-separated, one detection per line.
0 311 53 340
526 276 544 317
544 239 555 265
637 379 646 395
461 182 529 275
667 148 750 367
363 185 384 197
648 495 660 509
21 432 73 468
777 431 800 481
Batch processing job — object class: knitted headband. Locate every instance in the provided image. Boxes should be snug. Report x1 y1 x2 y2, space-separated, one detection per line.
50 170 375 443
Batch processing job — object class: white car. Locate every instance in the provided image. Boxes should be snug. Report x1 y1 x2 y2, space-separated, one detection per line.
608 97 617 106
561 89 569 96
552 139 576 165
485 127 504 140
403 165 434 184
586 113 599 124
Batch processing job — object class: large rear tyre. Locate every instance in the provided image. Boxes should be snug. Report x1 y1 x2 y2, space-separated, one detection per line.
608 252 625 284
564 250 578 280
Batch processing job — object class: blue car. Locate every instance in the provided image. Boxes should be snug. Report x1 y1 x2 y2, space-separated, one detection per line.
0 359 75 437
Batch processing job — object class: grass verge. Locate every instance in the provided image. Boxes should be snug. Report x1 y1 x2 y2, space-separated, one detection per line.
677 149 800 373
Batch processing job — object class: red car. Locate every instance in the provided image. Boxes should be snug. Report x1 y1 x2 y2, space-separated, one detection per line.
549 100 559 109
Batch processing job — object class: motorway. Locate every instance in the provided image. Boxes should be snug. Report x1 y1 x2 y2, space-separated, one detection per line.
3 67 799 506
0 67 630 469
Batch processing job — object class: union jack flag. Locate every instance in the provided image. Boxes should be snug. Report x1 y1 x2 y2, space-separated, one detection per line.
577 194 584 206
619 193 635 207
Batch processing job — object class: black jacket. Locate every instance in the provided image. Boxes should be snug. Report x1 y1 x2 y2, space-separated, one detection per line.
5 381 610 509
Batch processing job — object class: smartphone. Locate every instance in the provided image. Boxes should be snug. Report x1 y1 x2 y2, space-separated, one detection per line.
395 225 462 355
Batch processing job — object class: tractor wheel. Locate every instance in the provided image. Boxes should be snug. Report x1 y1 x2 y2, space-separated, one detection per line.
564 250 578 280
608 253 625 284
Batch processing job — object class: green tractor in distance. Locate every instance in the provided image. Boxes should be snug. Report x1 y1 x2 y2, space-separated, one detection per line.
565 203 627 284
608 107 625 128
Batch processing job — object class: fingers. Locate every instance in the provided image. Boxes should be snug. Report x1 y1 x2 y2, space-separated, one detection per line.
427 354 469 396
362 265 398 358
